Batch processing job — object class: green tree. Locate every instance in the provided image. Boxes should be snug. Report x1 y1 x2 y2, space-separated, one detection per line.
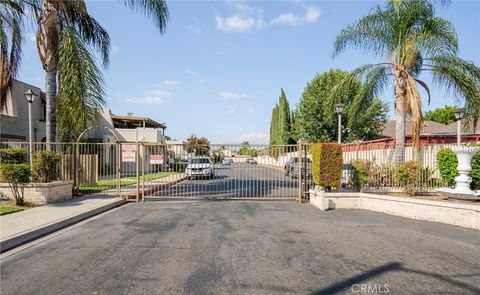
294 69 388 143
33 0 169 142
238 141 258 157
185 135 210 156
424 105 456 125
332 0 480 164
269 89 295 156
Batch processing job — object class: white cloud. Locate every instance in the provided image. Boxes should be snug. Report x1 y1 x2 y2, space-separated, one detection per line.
219 91 248 100
305 6 320 23
185 69 198 76
126 89 170 105
240 132 268 142
215 3 320 33
227 109 236 114
163 80 179 85
199 79 207 84
247 108 255 113
215 15 257 33
271 13 300 26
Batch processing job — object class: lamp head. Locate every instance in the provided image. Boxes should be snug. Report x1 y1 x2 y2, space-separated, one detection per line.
454 108 465 121
335 103 345 115
24 89 36 103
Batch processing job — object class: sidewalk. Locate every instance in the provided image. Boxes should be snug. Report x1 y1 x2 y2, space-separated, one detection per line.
0 173 186 253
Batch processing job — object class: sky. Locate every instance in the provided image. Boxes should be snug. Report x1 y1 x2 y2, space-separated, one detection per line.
18 0 480 144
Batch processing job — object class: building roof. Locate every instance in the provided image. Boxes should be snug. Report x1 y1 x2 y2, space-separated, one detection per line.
111 114 166 129
381 120 456 138
382 119 480 138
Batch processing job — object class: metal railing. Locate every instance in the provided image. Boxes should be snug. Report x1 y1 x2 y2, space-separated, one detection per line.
0 142 311 201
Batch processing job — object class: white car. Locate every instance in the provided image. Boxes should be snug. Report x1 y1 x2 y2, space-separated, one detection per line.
222 158 233 165
185 157 215 179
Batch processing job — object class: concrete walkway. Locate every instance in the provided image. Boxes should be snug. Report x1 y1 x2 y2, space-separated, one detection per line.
0 173 186 253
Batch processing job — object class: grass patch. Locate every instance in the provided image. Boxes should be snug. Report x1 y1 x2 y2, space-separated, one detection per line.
0 204 25 216
79 171 177 194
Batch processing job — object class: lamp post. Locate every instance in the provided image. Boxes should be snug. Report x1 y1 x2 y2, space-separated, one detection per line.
24 89 36 170
454 108 465 144
335 103 345 144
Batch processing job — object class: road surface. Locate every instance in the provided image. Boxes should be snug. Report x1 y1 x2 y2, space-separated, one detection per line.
1 201 479 295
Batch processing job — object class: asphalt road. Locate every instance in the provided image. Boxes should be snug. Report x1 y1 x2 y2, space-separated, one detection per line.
1 201 479 295
152 163 300 198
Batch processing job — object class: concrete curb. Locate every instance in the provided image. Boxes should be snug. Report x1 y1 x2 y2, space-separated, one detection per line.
125 177 187 201
0 199 126 254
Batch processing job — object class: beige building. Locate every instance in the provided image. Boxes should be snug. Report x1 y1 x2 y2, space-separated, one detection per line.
0 80 46 142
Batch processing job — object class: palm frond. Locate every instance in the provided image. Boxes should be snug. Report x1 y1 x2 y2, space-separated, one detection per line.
57 25 106 141
121 0 169 34
333 6 394 58
0 0 22 110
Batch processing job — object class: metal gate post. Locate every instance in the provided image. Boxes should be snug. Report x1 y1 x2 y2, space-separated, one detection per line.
136 141 140 203
116 142 121 198
73 142 78 195
141 143 145 202
297 140 303 202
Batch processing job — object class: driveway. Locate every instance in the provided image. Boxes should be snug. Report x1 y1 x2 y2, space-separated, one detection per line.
151 163 300 198
1 201 479 294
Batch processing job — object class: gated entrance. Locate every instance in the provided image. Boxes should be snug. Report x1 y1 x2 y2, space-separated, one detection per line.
1 142 312 202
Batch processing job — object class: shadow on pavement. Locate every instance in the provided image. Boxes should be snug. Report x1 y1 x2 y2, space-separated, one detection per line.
310 262 480 295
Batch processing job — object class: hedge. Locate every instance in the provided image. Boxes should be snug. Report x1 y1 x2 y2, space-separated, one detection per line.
437 147 480 189
311 143 343 190
0 148 27 164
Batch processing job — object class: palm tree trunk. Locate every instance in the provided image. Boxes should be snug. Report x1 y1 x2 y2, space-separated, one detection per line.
45 68 57 143
394 76 406 165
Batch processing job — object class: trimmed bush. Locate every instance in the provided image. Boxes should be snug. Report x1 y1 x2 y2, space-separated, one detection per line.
437 147 480 189
32 150 61 183
351 160 374 191
0 164 31 205
395 161 420 196
436 149 458 186
0 148 27 164
311 143 343 190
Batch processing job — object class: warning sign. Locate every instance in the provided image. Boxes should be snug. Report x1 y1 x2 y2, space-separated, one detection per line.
121 144 137 162
150 154 164 165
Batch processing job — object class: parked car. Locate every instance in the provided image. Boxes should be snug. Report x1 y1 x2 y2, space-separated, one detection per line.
285 157 312 178
222 158 233 165
246 158 257 164
185 157 215 179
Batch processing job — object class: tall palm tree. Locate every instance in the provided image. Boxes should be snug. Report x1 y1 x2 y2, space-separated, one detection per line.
35 0 168 142
0 0 24 111
332 0 480 164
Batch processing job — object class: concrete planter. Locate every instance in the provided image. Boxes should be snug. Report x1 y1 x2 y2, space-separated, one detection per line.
310 190 480 230
0 181 73 205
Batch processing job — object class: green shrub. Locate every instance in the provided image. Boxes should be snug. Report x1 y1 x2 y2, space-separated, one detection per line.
32 150 61 183
369 165 396 188
395 161 420 196
170 162 188 172
311 143 343 190
436 147 480 189
436 149 458 186
351 160 374 191
0 164 31 205
0 148 27 164
471 152 480 189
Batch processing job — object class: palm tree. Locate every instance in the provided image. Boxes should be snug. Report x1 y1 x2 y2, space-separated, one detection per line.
332 0 480 164
0 0 24 111
35 0 168 142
